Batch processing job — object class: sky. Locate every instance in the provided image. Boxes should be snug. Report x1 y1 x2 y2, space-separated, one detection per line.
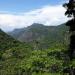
0 0 69 31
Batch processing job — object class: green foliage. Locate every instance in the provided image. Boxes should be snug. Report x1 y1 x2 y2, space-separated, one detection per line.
0 29 20 51
0 27 71 75
20 49 65 75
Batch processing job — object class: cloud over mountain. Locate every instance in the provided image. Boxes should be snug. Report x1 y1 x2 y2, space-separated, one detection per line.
0 5 68 31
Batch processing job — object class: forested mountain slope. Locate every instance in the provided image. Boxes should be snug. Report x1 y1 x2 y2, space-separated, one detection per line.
8 23 69 49
0 24 72 75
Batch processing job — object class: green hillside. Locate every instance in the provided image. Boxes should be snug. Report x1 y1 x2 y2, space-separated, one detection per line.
0 29 33 75
8 23 69 49
0 29 19 50
0 25 74 75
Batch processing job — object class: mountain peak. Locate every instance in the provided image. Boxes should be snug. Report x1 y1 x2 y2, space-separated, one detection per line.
31 23 44 27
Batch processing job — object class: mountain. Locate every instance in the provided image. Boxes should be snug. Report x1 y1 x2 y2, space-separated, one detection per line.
0 25 72 75
8 23 69 49
0 28 33 59
0 29 33 75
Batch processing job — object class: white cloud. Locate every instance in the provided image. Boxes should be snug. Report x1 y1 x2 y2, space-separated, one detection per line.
0 5 68 31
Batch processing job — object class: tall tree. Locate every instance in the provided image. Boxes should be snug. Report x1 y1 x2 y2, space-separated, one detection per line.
63 0 75 60
63 0 75 75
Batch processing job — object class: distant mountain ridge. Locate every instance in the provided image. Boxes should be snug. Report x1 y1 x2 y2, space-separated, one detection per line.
8 23 69 49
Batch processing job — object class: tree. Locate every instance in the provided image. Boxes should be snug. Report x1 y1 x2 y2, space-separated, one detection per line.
63 0 75 75
63 0 75 60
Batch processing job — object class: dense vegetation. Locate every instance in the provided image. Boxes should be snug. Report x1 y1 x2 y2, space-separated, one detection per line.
0 29 33 75
0 24 75 75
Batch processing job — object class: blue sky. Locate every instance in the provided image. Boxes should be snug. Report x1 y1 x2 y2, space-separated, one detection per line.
0 0 65 13
0 0 68 31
